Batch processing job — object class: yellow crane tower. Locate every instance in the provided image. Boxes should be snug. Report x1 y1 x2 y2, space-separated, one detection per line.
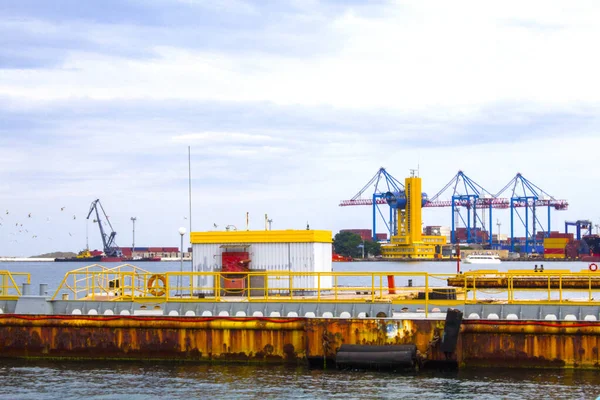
381 174 445 259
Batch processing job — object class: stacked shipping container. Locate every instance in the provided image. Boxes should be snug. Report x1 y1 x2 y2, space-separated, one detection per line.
543 233 574 259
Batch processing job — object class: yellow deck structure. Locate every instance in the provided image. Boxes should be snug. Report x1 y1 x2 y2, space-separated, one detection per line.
381 176 445 259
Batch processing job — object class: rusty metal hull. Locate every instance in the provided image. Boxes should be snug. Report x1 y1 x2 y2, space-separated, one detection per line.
2 314 600 369
459 320 600 369
0 315 307 363
0 314 446 365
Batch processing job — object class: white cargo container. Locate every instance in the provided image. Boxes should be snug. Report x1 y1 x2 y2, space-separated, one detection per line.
191 230 332 294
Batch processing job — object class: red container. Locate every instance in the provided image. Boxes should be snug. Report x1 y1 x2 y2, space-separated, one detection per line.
148 247 162 252
544 248 565 254
341 229 372 241
375 233 388 241
162 247 178 252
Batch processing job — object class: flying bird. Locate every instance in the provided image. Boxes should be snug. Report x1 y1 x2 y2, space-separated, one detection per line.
32 235 37 239
28 213 31 218
73 215 76 220
5 210 8 215
61 207 65 211
68 232 72 236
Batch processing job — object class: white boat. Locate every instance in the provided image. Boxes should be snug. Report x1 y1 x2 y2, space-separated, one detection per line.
463 253 502 264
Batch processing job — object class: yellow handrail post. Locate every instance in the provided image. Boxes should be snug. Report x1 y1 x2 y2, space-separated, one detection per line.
334 275 338 301
317 272 320 302
371 274 375 303
425 274 429 317
91 272 96 301
246 272 251 299
547 274 551 302
559 274 563 303
265 272 269 300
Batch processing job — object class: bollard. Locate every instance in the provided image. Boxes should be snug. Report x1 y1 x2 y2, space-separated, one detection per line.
387 275 396 295
22 283 31 296
39 283 48 296
408 279 413 287
534 264 538 272
62 293 69 300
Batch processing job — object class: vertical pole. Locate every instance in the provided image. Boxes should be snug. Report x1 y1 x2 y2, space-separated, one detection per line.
467 200 471 243
532 202 537 252
188 146 192 236
488 204 493 247
372 193 377 241
525 200 529 255
178 228 186 296
456 245 461 274
451 199 455 244
547 205 551 237
390 205 394 239
131 217 136 257
510 199 515 252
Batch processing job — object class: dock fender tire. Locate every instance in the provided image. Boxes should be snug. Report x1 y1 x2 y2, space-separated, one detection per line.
590 263 598 272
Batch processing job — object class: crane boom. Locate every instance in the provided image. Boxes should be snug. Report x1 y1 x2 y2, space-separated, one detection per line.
86 199 122 258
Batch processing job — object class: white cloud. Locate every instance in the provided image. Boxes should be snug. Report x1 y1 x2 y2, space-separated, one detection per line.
1 1 600 255
2 2 599 114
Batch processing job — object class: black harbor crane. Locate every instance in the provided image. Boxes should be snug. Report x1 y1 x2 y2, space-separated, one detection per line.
86 199 123 258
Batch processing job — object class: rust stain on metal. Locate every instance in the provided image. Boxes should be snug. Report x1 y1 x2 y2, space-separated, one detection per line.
0 316 306 363
459 320 600 369
1 315 600 369
304 318 445 362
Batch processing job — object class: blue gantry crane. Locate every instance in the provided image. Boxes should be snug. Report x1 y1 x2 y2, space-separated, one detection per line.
565 220 592 240
339 167 418 241
340 169 569 250
426 171 501 245
495 173 568 254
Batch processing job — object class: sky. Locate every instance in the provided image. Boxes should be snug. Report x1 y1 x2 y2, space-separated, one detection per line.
1 0 600 256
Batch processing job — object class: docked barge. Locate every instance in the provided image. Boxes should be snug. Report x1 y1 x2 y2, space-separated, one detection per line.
1 229 600 370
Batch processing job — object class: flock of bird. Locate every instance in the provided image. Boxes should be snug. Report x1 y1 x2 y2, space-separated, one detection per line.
1 206 82 245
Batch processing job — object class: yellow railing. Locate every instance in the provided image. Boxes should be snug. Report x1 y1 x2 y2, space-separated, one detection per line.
51 264 150 301
50 266 600 306
0 270 31 298
454 269 600 304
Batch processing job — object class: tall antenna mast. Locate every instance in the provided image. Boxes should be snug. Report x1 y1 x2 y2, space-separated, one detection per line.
188 146 192 235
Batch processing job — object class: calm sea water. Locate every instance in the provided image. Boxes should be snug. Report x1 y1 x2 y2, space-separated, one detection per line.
0 360 598 400
1 260 599 399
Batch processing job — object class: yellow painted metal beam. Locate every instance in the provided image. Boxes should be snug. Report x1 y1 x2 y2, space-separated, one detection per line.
190 230 332 244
